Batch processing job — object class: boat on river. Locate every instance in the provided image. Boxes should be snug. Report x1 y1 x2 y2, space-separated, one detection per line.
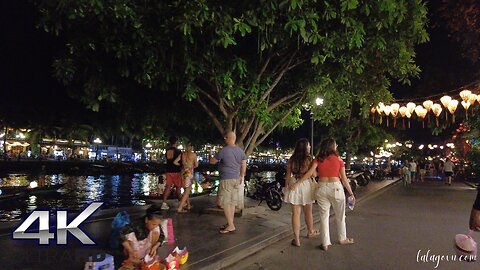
0 183 65 196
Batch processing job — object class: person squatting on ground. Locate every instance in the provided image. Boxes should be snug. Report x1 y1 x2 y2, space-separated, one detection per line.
174 142 198 213
210 131 247 234
283 138 320 247
299 138 355 251
162 136 183 210
119 205 163 269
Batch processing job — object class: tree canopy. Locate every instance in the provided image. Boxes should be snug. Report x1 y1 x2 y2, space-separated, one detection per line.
36 0 429 155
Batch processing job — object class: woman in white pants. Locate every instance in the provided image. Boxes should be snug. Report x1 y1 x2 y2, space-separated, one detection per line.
298 138 355 250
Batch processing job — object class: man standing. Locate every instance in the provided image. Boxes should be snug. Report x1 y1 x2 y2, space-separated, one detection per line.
409 159 417 182
444 158 454 186
210 131 247 234
161 136 183 210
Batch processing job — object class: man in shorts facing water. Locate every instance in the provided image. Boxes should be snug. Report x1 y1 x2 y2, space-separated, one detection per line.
210 131 246 234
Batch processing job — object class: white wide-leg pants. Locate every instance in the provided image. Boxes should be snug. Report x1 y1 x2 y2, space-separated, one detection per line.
316 181 347 246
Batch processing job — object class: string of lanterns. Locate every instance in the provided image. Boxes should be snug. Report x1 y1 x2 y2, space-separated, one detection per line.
371 88 480 128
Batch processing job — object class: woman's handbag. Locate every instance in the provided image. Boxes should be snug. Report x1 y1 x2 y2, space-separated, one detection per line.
470 208 480 232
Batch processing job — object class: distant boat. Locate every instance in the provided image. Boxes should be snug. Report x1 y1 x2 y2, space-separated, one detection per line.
0 192 25 203
0 185 29 194
26 183 66 195
0 183 65 196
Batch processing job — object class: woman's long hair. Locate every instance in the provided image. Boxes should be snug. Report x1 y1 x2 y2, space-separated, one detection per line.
290 138 311 175
317 138 339 162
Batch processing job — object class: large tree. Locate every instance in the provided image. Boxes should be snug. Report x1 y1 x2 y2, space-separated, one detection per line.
36 0 428 155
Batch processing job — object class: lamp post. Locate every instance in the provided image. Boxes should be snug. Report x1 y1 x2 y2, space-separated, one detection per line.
93 138 102 160
310 97 324 156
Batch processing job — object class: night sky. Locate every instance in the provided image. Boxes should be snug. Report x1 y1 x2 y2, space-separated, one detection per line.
0 1 477 147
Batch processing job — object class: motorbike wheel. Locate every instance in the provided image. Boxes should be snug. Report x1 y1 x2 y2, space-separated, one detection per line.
266 189 283 211
345 179 357 195
357 175 369 186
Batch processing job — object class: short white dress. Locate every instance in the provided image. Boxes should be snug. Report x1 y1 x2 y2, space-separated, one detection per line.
283 177 316 205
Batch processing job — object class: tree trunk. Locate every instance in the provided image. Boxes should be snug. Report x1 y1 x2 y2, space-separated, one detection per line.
345 151 351 171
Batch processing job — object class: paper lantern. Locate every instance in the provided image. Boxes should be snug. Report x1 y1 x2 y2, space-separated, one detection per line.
432 104 442 127
441 96 452 121
405 110 412 128
414 105 424 117
461 100 471 119
459 89 472 102
376 102 385 114
469 94 477 116
448 99 459 123
384 105 392 127
476 94 480 104
370 107 376 114
165 254 179 270
390 103 399 127
423 100 433 112
399 106 407 117
441 96 452 108
391 103 399 117
468 94 477 106
406 102 416 114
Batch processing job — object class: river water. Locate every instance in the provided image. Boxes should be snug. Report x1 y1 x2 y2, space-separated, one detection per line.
0 171 277 222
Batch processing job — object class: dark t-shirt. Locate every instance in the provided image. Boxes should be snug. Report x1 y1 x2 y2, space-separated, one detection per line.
165 146 182 173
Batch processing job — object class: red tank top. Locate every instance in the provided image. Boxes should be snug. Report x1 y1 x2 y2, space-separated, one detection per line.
315 155 344 177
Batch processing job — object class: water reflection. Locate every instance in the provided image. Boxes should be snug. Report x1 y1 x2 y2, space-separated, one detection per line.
0 170 274 222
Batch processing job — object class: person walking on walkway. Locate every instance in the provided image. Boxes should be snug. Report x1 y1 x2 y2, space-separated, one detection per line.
444 158 454 185
299 138 355 251
401 160 411 187
161 136 183 210
283 138 319 247
174 142 198 213
210 131 247 234
409 159 417 182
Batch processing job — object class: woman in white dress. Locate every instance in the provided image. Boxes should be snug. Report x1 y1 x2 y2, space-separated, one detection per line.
283 138 319 247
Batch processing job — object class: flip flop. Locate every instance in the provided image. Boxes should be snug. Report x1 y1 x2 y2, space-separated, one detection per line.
291 239 300 247
219 224 228 230
307 230 320 238
219 228 236 234
319 244 329 251
339 238 354 245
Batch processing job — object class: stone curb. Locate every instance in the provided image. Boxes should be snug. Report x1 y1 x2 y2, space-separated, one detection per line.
194 178 402 270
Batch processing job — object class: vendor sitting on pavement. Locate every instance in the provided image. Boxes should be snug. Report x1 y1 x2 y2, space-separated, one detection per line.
119 205 164 267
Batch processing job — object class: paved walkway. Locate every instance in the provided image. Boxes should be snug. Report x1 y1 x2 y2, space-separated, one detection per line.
229 180 479 270
0 178 400 269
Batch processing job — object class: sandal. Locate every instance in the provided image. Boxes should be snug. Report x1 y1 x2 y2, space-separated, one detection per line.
307 230 320 238
339 238 354 245
319 244 329 251
291 239 300 247
177 208 188 213
219 228 236 234
219 224 228 230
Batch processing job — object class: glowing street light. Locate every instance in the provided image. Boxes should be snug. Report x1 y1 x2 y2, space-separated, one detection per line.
93 138 102 144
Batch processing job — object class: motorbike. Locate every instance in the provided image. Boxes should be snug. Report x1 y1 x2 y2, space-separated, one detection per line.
245 173 283 211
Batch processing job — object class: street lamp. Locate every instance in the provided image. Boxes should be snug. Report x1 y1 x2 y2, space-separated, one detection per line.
311 97 324 156
93 138 102 160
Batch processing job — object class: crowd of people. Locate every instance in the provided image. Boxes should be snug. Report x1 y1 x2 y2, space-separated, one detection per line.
401 157 458 186
114 132 480 268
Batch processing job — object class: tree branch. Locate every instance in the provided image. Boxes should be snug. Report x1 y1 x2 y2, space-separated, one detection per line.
197 97 225 135
260 50 298 102
267 92 302 112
